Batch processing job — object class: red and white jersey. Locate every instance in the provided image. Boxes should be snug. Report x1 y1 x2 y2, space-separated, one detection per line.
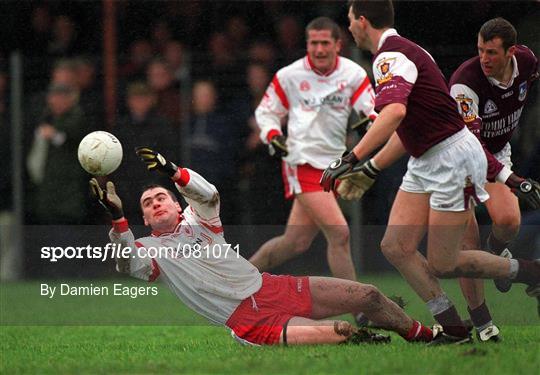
109 169 262 325
256 55 377 169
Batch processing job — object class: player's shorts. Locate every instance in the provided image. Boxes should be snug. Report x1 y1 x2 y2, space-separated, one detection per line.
226 273 312 345
281 162 324 199
400 127 489 211
493 142 513 169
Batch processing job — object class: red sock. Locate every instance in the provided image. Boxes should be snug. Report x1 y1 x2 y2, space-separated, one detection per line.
403 321 433 342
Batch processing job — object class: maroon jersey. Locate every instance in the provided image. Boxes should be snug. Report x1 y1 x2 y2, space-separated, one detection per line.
450 45 538 153
372 29 464 157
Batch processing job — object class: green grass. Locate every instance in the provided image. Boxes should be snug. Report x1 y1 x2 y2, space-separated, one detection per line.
1 275 539 374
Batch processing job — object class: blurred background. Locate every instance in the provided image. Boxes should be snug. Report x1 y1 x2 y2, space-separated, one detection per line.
0 1 539 280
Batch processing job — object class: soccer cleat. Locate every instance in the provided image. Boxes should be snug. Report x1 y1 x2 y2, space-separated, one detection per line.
493 248 513 293
428 324 473 346
476 324 501 342
346 328 391 345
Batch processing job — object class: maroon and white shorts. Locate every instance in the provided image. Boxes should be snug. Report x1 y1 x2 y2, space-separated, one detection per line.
226 273 312 345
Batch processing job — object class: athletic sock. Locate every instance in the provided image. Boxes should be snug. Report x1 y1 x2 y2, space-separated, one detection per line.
512 259 540 285
467 301 493 332
403 320 433 342
427 294 468 338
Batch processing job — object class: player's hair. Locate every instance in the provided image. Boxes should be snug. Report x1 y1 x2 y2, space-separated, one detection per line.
305 17 341 41
140 184 178 204
479 17 517 51
348 0 394 29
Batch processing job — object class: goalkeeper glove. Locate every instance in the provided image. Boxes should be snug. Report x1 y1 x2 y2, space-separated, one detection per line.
337 159 380 200
320 152 359 192
135 147 178 178
89 178 124 220
505 174 540 210
268 134 288 158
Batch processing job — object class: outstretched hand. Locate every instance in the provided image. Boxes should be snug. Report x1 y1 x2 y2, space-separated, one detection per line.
337 159 380 200
135 147 178 178
89 178 124 220
320 152 359 192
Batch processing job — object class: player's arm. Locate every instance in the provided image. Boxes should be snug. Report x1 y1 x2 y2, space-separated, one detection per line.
90 178 159 280
321 102 405 192
449 83 540 208
135 147 220 220
336 129 406 200
372 131 407 169
449 83 511 183
255 73 290 158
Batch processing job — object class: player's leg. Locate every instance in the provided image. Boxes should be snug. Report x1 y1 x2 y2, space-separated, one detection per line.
459 213 484 309
381 190 472 341
249 199 319 271
458 213 499 341
485 182 521 292
295 191 356 281
380 190 441 300
308 276 432 342
282 317 390 345
427 208 536 281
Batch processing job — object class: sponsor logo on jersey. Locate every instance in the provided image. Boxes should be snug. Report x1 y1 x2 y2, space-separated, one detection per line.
484 99 498 115
300 80 310 91
455 94 476 123
301 94 347 109
518 81 527 101
376 57 396 85
501 90 513 99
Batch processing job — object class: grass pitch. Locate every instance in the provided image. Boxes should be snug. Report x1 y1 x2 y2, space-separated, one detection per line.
1 274 539 374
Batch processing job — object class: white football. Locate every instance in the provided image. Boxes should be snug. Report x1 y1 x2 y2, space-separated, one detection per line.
78 131 123 176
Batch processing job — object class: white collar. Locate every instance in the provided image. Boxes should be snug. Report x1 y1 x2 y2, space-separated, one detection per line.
487 55 519 88
378 28 399 51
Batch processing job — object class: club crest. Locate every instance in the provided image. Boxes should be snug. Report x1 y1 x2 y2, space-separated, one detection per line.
484 99 498 115
376 57 396 85
455 94 476 122
518 81 527 101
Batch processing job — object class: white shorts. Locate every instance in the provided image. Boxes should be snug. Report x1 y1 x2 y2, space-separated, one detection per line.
493 142 513 169
400 128 489 211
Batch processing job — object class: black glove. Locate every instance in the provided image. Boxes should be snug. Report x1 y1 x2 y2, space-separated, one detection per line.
89 178 124 220
135 147 178 177
506 173 540 210
320 152 359 192
268 135 288 158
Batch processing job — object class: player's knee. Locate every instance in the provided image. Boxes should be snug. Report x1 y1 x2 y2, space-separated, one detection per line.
326 225 350 249
380 238 412 264
492 213 520 238
291 236 313 255
360 284 384 306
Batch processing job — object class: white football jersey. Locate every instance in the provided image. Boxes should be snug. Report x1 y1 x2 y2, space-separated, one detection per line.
109 169 262 325
256 56 376 169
